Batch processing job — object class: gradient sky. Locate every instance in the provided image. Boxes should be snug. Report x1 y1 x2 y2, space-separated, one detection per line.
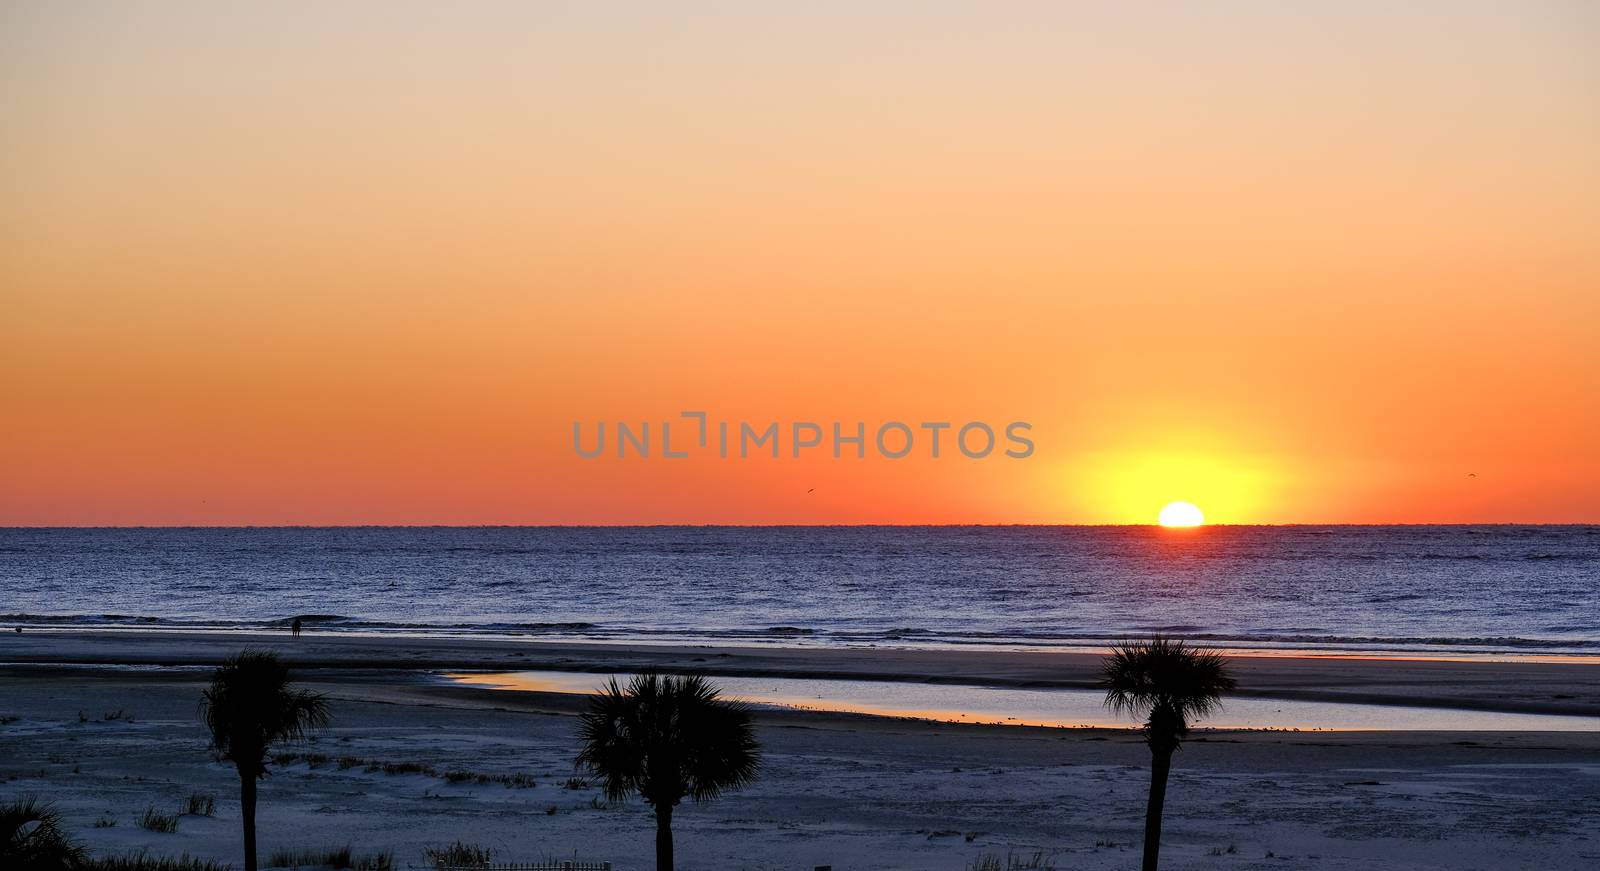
3 2 1597 525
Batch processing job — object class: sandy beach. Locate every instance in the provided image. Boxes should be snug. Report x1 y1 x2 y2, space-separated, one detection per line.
3 631 1599 870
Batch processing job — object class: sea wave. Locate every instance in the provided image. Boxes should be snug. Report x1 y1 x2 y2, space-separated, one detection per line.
4 612 1597 655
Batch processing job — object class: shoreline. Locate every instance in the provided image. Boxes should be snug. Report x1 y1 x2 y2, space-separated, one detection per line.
12 621 1600 662
5 629 1599 718
8 622 1598 663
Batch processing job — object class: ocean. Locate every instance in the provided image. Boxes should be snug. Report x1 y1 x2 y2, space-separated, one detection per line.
1 526 1595 657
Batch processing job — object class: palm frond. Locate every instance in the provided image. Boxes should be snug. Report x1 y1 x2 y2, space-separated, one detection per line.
199 650 328 778
574 672 761 809
1098 637 1236 747
576 676 648 803
1 796 87 868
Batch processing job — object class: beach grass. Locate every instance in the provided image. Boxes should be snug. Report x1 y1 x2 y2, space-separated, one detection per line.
968 851 1057 871
136 806 179 833
421 841 493 868
85 853 233 871
180 792 216 817
273 751 533 788
265 845 393 870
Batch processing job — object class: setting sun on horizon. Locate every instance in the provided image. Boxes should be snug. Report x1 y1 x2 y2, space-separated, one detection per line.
1158 502 1206 528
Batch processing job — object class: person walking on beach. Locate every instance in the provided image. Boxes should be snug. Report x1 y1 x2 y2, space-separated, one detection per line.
290 618 302 639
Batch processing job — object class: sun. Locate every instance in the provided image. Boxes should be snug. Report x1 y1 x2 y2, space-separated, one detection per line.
1158 501 1205 527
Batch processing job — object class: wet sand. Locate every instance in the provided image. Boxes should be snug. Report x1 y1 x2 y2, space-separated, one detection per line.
4 629 1599 716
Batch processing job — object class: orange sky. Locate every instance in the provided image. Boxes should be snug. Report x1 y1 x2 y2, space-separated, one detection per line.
2 2 1597 525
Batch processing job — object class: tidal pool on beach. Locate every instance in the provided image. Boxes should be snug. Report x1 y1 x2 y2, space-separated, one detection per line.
444 669 1600 732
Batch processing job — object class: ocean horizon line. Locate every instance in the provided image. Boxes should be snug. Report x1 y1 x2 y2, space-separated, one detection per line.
4 521 1599 530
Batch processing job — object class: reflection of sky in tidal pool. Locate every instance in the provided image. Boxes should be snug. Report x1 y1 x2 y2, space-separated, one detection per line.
446 670 1600 732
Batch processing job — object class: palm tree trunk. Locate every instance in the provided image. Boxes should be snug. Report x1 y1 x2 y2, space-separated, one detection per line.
1142 746 1173 871
655 803 674 871
241 774 258 871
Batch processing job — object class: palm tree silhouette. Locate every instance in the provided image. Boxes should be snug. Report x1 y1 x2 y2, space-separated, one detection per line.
576 673 760 871
200 651 329 871
1101 637 1235 871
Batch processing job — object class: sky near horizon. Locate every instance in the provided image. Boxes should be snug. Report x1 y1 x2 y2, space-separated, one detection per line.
2 2 1597 525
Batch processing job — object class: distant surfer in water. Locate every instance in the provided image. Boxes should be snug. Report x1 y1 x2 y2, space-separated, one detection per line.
291 617 303 638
